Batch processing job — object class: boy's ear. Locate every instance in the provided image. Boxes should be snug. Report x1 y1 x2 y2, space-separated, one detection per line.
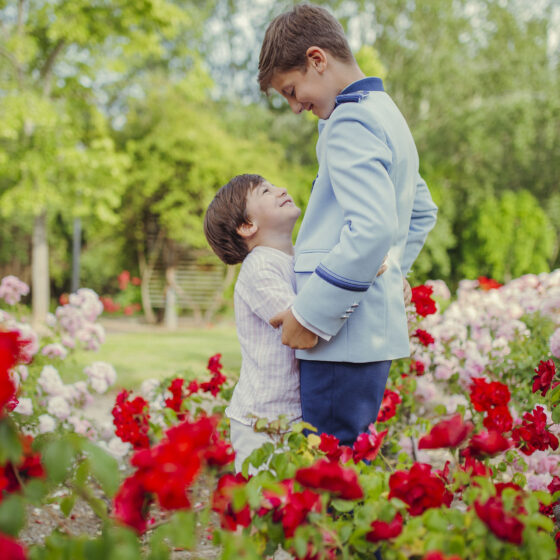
236 221 258 239
305 46 327 72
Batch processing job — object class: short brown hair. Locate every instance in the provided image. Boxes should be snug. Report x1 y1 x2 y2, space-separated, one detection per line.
204 174 266 265
258 3 353 92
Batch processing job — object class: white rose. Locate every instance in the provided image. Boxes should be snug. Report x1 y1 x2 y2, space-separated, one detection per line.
14 397 33 416
47 396 71 420
38 414 57 433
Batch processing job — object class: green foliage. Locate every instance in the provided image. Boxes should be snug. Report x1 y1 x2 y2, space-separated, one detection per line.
117 70 315 276
0 417 23 464
354 45 387 81
460 190 555 282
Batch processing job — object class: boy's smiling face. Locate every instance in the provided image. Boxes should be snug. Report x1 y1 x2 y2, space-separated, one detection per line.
244 181 301 236
270 49 341 120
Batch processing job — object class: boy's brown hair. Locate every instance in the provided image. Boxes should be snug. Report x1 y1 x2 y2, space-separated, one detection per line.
204 174 266 265
258 3 353 92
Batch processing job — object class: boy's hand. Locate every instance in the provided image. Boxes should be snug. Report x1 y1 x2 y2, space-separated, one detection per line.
270 309 318 349
403 277 412 306
376 254 388 277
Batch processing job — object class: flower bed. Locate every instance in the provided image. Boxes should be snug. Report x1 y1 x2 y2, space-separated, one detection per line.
0 272 559 560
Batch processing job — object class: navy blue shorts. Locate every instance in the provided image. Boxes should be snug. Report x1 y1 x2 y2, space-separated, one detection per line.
299 360 391 446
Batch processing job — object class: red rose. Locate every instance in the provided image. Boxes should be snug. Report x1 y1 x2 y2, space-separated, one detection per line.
474 496 524 545
483 405 513 433
411 285 437 316
377 389 402 422
296 459 363 500
512 405 559 455
366 512 403 543
388 463 452 516
212 473 252 531
465 430 512 458
460 455 493 478
414 329 435 346
478 276 503 291
469 377 510 412
548 475 560 496
418 414 474 449
114 413 233 534
113 475 152 533
281 487 322 537
257 479 322 538
532 359 556 397
165 378 185 416
423 552 463 560
409 359 425 376
207 353 223 374
0 533 28 560
112 390 151 449
353 426 387 463
319 433 343 462
0 331 29 415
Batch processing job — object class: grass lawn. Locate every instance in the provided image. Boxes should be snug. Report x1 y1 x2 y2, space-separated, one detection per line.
61 320 241 390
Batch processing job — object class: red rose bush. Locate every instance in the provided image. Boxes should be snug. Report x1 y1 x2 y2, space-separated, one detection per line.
1 272 560 559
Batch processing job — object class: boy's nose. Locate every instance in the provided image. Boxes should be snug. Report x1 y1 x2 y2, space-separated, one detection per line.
288 99 303 114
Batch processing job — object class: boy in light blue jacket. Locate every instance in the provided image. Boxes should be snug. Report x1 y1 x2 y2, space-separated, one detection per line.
259 3 438 446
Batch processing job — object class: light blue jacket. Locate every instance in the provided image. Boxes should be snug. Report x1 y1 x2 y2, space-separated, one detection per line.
293 77 438 363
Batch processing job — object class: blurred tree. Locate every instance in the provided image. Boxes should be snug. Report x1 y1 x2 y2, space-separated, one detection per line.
460 190 555 282
204 0 560 283
0 0 185 324
114 69 314 321
368 0 560 280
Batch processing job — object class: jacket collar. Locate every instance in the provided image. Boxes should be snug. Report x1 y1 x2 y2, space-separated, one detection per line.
339 77 384 95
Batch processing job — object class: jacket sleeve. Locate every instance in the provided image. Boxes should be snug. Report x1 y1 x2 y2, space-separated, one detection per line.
400 174 438 277
292 108 397 336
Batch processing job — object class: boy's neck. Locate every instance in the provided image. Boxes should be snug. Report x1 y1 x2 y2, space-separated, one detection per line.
330 58 366 95
250 232 294 256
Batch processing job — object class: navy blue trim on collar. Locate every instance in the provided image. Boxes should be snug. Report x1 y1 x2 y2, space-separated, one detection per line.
340 77 384 95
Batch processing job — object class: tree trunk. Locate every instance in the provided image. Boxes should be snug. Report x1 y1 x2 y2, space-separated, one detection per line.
138 229 165 324
71 217 81 293
164 267 178 331
32 209 49 327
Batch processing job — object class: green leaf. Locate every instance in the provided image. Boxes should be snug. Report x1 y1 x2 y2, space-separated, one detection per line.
512 472 527 488
60 494 76 517
551 405 560 424
42 437 76 483
0 493 26 536
293 532 308 558
0 418 22 464
423 508 449 532
231 485 248 512
331 499 355 513
434 404 447 415
81 440 120 497
74 459 90 486
290 421 316 434
164 510 196 550
523 528 558 560
104 526 142 560
23 479 48 504
548 382 560 403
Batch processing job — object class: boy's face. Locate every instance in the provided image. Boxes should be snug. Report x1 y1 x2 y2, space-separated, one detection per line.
270 58 339 120
245 181 301 235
